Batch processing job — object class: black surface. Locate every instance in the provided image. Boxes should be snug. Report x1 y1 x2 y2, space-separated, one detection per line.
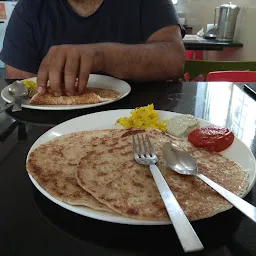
1 79 256 256
184 39 243 51
244 83 256 97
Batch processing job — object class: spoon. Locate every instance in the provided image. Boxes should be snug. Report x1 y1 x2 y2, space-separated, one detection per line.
163 142 256 223
8 80 28 112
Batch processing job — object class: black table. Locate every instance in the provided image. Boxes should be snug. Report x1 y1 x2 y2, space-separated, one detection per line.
183 36 243 51
1 79 256 256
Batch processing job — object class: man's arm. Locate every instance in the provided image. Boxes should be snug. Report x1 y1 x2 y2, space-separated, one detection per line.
5 65 36 79
37 25 185 95
100 25 185 81
5 24 184 94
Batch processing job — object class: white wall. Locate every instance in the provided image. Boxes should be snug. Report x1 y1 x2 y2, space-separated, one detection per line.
176 0 256 61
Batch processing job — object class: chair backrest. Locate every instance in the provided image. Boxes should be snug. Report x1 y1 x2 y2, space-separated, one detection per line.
206 71 256 82
185 50 193 60
185 50 204 60
183 60 256 81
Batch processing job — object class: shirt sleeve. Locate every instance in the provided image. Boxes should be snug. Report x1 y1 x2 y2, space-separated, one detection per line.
140 0 185 42
0 0 39 74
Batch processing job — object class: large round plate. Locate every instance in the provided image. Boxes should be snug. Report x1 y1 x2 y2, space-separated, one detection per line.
26 110 256 225
1 75 131 110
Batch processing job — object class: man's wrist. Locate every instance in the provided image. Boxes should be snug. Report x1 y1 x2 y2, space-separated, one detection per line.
88 43 106 72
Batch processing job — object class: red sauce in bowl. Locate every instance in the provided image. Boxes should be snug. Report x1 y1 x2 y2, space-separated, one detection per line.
188 126 234 152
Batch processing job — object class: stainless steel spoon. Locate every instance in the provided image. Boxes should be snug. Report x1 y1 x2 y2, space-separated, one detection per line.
163 142 256 223
8 80 28 112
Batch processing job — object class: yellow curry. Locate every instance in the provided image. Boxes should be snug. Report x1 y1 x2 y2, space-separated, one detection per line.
116 104 166 131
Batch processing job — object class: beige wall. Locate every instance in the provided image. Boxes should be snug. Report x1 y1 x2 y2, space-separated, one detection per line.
176 1 256 61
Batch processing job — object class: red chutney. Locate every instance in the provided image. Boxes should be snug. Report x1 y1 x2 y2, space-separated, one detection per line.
188 126 235 152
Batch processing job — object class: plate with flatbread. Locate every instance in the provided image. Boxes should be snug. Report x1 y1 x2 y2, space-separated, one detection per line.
1 74 131 110
26 110 256 225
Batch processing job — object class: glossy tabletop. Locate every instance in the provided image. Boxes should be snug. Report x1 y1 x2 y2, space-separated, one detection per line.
183 35 243 51
0 78 256 256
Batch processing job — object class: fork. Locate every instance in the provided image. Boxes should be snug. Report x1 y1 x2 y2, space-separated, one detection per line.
133 134 204 253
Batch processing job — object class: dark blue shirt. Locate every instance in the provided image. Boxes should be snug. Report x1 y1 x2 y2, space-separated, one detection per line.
0 0 183 74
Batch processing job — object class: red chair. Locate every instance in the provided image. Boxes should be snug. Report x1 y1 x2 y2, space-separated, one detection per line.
185 50 204 60
206 71 256 82
185 50 193 60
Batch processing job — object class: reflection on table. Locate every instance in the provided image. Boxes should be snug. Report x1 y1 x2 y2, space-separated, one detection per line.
195 82 256 149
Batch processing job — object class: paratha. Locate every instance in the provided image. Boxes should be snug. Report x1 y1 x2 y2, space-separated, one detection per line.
85 87 121 100
30 87 122 105
26 131 116 212
75 129 248 221
26 128 248 221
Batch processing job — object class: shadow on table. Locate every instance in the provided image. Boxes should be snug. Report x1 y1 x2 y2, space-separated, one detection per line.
32 187 251 256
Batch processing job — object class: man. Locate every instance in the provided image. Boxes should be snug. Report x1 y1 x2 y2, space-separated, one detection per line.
0 0 185 96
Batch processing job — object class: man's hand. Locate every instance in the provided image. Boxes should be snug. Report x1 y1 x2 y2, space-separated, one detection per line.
37 44 103 96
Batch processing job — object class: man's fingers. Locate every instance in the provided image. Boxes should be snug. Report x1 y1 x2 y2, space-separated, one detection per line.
37 60 49 94
64 49 79 96
49 52 66 96
37 45 90 96
37 46 57 94
77 55 91 94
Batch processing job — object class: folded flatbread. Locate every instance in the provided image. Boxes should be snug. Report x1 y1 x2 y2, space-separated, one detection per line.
75 129 248 221
30 88 122 105
26 131 115 212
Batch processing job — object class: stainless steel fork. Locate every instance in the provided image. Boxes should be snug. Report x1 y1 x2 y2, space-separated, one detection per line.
133 134 204 253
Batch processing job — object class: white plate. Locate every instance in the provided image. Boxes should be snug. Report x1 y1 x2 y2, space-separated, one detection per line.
26 110 256 225
1 75 131 110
